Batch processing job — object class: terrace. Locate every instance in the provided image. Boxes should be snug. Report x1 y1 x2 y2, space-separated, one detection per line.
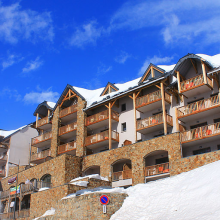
136 90 171 112
59 104 77 123
58 141 76 155
31 131 52 148
86 110 119 130
177 94 220 123
36 116 51 130
137 113 173 134
30 149 51 164
59 122 77 140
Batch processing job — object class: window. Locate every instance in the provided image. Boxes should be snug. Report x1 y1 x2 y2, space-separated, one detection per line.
121 103 126 112
218 145 220 150
156 157 168 164
122 123 126 132
214 118 220 123
193 147 211 155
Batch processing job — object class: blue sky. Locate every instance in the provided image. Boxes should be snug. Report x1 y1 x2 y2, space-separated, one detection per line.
1 0 220 130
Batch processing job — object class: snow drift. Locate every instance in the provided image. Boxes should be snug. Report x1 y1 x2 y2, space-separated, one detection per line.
111 161 220 220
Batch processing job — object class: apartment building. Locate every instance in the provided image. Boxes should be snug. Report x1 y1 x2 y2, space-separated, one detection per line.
1 53 220 219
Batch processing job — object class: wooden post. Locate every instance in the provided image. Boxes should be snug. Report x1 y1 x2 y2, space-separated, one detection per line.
161 83 167 135
47 109 50 123
19 184 22 212
36 113 39 128
201 61 207 84
109 102 112 150
151 67 155 78
133 93 137 142
176 71 181 93
175 108 179 132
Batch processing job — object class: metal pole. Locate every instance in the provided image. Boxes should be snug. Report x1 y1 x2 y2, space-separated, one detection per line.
13 161 19 220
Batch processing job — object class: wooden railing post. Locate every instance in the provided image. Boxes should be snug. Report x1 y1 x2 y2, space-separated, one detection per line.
175 108 179 132
161 83 167 135
109 102 112 150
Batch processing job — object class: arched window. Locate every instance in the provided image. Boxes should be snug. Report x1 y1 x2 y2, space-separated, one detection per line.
41 174 51 183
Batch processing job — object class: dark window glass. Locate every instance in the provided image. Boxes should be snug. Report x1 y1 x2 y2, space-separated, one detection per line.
214 118 220 123
122 123 126 132
121 103 126 112
193 147 211 155
156 157 169 164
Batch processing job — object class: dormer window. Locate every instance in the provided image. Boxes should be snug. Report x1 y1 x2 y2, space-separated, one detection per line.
100 82 119 96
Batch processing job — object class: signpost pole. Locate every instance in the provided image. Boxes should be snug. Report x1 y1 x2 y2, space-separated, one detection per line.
13 161 19 220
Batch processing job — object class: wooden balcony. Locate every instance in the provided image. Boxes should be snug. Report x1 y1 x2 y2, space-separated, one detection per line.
179 74 213 97
85 130 119 149
59 122 77 140
181 122 220 147
59 104 77 123
137 113 173 134
145 162 169 177
177 94 220 122
30 149 51 164
36 116 51 130
0 190 9 199
136 90 171 112
31 131 52 148
112 169 132 181
58 141 76 154
86 110 119 129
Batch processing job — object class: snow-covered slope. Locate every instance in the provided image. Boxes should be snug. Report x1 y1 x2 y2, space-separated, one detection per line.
111 161 220 220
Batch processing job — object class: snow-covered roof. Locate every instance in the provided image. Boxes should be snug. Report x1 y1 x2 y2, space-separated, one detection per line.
46 102 56 109
0 124 28 139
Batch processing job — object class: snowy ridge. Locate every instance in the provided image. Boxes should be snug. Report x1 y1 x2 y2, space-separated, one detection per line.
111 160 220 220
69 174 109 183
46 101 56 109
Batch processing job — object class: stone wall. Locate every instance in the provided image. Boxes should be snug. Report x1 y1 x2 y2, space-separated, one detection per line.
170 150 220 175
1 154 81 191
82 132 182 185
8 165 26 176
45 192 127 220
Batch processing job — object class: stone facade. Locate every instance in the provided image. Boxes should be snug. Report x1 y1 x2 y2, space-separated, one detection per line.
83 132 181 185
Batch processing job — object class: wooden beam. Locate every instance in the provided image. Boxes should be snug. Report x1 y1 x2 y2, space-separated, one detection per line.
155 85 161 89
105 105 109 109
190 58 198 74
135 89 142 99
133 93 137 142
36 113 39 128
176 71 181 93
161 83 167 135
151 67 155 78
109 102 112 150
201 61 207 84
175 108 179 132
128 95 133 100
111 100 117 109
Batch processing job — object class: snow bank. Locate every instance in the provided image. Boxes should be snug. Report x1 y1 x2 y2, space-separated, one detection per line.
33 207 55 220
69 174 109 183
47 101 56 109
111 160 220 220
71 181 89 187
38 187 50 192
61 187 126 200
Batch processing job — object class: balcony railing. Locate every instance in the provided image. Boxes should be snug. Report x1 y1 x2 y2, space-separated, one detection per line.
112 169 132 181
136 90 171 108
137 113 173 130
177 94 220 118
85 130 119 146
181 122 220 143
36 181 52 189
0 168 5 176
60 104 77 118
58 141 76 154
0 209 30 219
145 162 169 177
31 131 52 145
30 149 51 162
37 116 49 128
180 74 212 92
59 122 77 136
86 110 119 126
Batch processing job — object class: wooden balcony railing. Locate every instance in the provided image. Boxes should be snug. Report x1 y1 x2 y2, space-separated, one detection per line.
181 122 220 143
177 94 220 117
180 74 212 92
58 141 76 154
136 90 171 108
85 130 119 146
37 116 49 128
0 209 30 219
86 110 119 126
0 168 5 176
145 162 169 177
59 122 77 136
112 169 132 181
31 131 52 145
30 149 51 162
60 104 77 118
0 190 10 199
137 113 173 130
36 181 52 189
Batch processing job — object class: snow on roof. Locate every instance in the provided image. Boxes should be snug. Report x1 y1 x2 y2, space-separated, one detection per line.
0 124 28 139
111 160 220 220
69 174 109 182
46 101 56 109
197 54 220 68
158 64 175 72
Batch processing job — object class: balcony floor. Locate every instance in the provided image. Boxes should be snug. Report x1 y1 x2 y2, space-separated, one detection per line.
37 123 51 130
59 130 77 140
87 118 118 130
137 99 170 113
181 133 220 147
32 139 51 148
178 105 220 123
137 122 172 134
60 112 77 123
181 83 212 97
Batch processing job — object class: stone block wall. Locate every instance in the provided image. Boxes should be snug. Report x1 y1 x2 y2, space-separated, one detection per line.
8 165 26 176
82 133 182 185
45 192 127 220
170 150 220 175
